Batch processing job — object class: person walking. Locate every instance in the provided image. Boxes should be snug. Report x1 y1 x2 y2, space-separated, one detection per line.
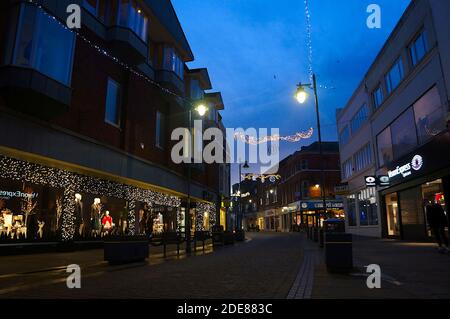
425 200 449 253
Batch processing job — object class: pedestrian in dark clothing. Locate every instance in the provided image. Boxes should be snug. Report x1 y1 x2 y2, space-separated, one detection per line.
425 201 449 253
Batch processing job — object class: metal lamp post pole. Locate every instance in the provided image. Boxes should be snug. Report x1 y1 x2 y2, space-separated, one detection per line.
312 74 327 227
238 163 242 231
186 108 192 253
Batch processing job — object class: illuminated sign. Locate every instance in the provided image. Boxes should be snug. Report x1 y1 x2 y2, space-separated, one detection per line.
388 154 423 179
365 176 377 187
0 190 38 200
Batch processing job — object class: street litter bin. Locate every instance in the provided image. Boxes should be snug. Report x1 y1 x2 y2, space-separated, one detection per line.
323 218 346 233
324 232 353 273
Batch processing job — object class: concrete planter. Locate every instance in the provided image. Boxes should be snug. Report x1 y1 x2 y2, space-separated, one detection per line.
104 239 149 265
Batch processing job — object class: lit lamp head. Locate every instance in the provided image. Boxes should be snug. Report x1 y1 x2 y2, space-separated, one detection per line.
295 85 307 104
195 104 208 117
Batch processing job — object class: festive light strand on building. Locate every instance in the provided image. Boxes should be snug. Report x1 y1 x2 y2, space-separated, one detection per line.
196 202 217 230
0 155 181 241
233 128 313 145
28 0 189 103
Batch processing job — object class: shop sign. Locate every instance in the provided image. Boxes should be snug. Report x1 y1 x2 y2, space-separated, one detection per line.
0 189 38 200
364 176 390 187
365 176 377 187
299 200 344 210
388 154 423 179
378 175 390 187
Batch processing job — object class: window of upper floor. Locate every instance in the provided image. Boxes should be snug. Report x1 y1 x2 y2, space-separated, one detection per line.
83 0 99 16
409 30 429 67
339 125 350 146
163 47 184 80
375 86 445 168
273 189 278 203
385 58 404 95
12 4 76 86
342 158 353 180
373 84 384 109
353 143 372 172
105 78 122 127
350 104 369 134
117 0 149 42
301 180 309 198
190 79 203 100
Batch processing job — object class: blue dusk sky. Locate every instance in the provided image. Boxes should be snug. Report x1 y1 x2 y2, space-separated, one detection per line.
171 0 411 184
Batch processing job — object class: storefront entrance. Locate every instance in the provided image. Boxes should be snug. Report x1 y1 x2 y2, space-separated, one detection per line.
384 178 448 240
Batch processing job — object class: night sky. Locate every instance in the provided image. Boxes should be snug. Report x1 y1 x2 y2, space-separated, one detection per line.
171 0 411 184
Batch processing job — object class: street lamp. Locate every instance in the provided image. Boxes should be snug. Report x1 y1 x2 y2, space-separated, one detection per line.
237 160 249 231
295 74 327 228
186 101 209 253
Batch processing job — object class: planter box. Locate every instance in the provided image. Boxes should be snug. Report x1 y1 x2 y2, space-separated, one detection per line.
104 240 149 265
234 230 246 242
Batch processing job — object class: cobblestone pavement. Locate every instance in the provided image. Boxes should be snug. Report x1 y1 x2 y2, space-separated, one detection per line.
0 232 304 299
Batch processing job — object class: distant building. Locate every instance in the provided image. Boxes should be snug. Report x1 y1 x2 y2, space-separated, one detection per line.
244 141 342 232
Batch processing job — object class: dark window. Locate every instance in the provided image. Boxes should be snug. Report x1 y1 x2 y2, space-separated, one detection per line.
14 5 75 85
410 30 428 66
83 0 98 15
339 125 350 145
385 58 404 95
391 107 417 159
105 78 122 126
118 0 149 42
377 127 393 167
350 104 369 134
373 85 384 108
413 86 445 144
163 47 184 79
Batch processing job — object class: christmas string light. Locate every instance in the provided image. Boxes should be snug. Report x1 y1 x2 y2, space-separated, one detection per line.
242 174 281 183
196 202 217 230
233 128 314 145
27 0 190 103
0 155 182 241
304 0 313 83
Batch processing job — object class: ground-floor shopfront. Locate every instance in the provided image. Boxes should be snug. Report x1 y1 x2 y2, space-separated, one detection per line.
0 153 216 244
379 133 450 241
283 200 344 232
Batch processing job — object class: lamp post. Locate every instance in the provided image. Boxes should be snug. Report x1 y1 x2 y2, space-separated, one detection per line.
295 74 327 228
185 102 208 253
237 160 249 231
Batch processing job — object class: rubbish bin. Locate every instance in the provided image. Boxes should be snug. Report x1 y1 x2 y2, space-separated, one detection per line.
324 232 353 273
323 218 346 233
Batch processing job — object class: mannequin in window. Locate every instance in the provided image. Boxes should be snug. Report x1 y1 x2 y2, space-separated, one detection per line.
101 210 113 236
74 193 84 238
118 202 129 236
90 198 102 237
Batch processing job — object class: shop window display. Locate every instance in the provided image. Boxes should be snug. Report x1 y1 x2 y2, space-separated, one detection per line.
0 179 62 243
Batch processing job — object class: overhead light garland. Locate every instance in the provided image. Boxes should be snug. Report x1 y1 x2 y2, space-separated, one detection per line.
242 174 281 183
233 128 313 145
0 155 181 241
